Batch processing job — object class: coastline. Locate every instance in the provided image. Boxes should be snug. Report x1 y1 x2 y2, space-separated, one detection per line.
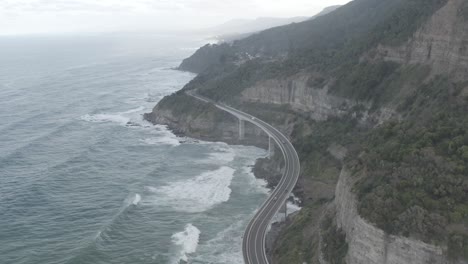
143 80 300 258
143 109 283 190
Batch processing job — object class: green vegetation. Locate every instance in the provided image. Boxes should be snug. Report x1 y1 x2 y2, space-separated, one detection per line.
157 92 228 123
293 117 358 178
365 0 447 46
154 0 468 260
448 234 468 260
331 62 400 101
182 0 447 100
332 63 433 110
459 1 468 21
272 205 322 264
288 0 447 70
351 77 468 255
321 216 348 264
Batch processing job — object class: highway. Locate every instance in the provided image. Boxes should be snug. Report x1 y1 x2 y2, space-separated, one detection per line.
187 91 301 264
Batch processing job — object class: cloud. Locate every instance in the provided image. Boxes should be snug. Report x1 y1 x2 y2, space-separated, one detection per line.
1 0 141 13
0 0 351 35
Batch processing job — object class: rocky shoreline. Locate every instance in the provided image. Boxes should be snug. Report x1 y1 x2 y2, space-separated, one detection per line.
143 98 301 256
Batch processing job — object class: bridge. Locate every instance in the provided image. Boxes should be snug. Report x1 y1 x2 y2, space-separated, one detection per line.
187 91 301 264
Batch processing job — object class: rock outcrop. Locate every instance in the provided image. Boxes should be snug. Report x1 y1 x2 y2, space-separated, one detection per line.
334 168 463 264
178 43 234 74
373 0 468 81
241 73 352 121
144 98 268 147
241 72 399 124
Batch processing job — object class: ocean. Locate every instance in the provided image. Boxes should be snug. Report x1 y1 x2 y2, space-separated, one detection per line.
0 33 270 264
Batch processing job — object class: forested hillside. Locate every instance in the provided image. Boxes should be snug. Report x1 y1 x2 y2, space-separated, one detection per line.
149 0 468 262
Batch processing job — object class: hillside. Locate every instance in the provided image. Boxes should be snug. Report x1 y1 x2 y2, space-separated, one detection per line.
209 17 309 36
146 0 468 263
207 6 341 43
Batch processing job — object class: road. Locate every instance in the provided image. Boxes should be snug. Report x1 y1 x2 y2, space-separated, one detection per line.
187 91 301 264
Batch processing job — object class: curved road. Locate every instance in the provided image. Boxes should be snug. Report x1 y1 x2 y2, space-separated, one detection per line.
188 92 301 264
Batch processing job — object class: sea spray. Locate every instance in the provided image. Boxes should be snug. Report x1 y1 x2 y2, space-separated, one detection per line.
132 194 141 206
0 34 271 264
148 166 236 212
80 107 145 126
171 224 201 263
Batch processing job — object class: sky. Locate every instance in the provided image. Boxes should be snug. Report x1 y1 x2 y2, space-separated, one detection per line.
0 0 352 36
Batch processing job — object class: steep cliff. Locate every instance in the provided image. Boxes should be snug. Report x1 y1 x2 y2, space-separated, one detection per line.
146 0 468 262
144 93 268 147
372 0 468 81
335 168 455 264
240 72 399 124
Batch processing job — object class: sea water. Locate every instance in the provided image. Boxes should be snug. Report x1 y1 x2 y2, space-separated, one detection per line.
0 33 269 264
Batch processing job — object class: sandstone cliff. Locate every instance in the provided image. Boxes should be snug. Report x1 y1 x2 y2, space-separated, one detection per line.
146 0 468 262
334 168 465 264
144 94 268 147
372 0 468 81
241 72 399 124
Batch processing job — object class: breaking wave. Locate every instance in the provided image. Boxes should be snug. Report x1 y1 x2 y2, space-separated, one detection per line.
147 166 235 213
171 224 201 263
80 106 145 126
192 219 245 264
141 127 182 146
132 194 141 206
198 143 236 164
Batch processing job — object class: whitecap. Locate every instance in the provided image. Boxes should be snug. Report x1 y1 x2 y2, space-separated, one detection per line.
241 166 269 194
198 143 236 164
132 194 141 206
80 107 145 126
171 224 201 263
120 106 145 114
192 219 245 264
80 113 130 125
141 137 180 147
148 166 235 212
141 127 181 146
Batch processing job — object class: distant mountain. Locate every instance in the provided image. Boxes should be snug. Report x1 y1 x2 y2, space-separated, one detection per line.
211 16 309 36
209 5 342 42
151 0 468 262
309 5 342 19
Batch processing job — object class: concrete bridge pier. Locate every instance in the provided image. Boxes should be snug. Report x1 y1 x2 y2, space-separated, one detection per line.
268 136 275 158
279 201 288 222
238 119 245 140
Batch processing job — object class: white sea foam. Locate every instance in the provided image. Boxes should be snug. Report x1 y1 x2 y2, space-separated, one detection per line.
141 126 181 146
141 137 180 147
80 107 145 126
81 113 130 125
121 106 145 114
242 166 269 194
132 194 141 206
192 219 245 264
271 201 302 224
171 224 201 263
198 143 236 164
148 166 235 212
287 201 301 215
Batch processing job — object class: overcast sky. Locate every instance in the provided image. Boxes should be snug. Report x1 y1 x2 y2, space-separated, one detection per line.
0 0 352 35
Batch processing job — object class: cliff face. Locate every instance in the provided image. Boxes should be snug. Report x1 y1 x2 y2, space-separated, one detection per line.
241 72 399 124
373 0 468 81
241 73 351 121
146 0 468 262
144 97 268 147
334 169 461 264
178 43 234 74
